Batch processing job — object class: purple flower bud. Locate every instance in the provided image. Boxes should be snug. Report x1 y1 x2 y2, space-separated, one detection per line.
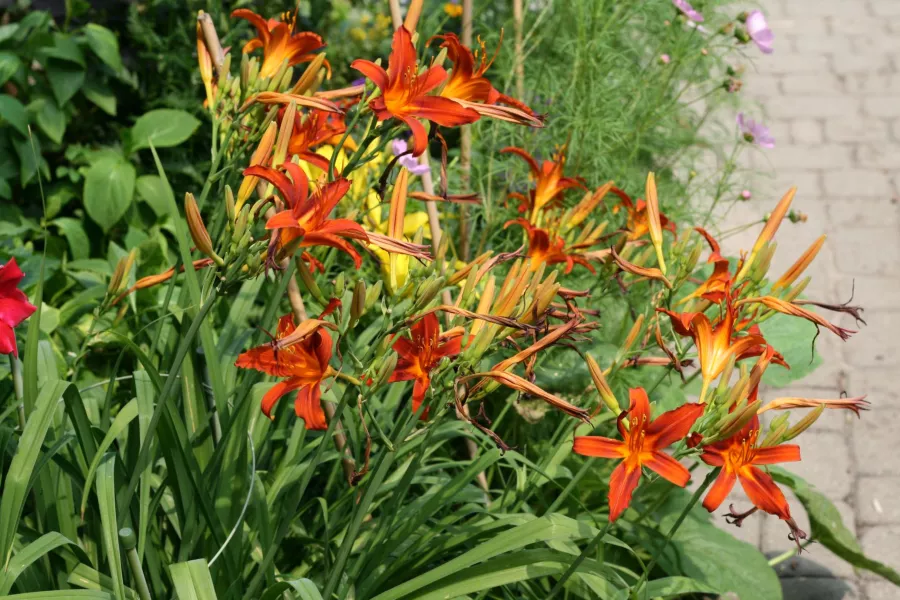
660 54 671 64
741 189 752 200
351 77 366 87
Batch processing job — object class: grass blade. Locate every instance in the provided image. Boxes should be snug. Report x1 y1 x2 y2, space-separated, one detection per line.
0 532 73 595
169 559 217 600
96 453 125 600
79 400 138 518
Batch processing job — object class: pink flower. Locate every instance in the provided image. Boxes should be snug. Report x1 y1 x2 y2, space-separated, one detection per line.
392 139 431 176
660 54 671 64
741 190 752 200
0 258 37 358
746 10 774 54
672 0 704 23
737 113 775 149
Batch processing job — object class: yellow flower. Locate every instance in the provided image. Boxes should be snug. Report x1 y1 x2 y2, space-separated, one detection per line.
444 2 463 17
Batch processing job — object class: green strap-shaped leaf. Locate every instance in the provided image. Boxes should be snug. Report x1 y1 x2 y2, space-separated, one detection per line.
0 532 73 594
170 559 217 600
0 381 68 571
79 400 139 518
96 454 125 600
4 592 112 599
67 563 138 600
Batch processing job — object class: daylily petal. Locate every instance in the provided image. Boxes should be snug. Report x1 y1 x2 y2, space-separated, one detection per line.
739 465 792 520
608 461 642 522
645 403 704 449
644 451 691 487
703 469 737 512
752 444 801 465
573 436 626 459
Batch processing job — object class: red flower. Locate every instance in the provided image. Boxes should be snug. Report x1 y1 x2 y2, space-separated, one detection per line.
246 162 369 268
430 33 542 126
573 388 704 522
610 186 676 242
500 146 585 218
351 26 479 156
283 108 349 172
233 9 327 80
700 414 800 521
505 219 594 274
388 313 463 417
0 258 36 358
235 315 333 428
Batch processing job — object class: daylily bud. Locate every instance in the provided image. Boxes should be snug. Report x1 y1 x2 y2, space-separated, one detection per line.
617 314 645 363
237 121 277 211
645 172 667 275
413 276 445 312
737 186 796 281
232 204 250 249
334 273 346 297
586 354 620 414
291 53 327 95
713 354 737 399
225 185 235 222
185 193 224 266
365 280 383 310
783 405 824 441
715 400 760 442
108 250 137 296
351 280 367 321
773 235 826 291
682 240 703 277
373 352 398 388
760 412 791 447
272 101 297 168
247 57 260 89
297 260 326 303
240 52 250 88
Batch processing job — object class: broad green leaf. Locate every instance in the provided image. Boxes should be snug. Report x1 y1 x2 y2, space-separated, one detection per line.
82 80 117 116
13 134 44 186
46 61 85 106
135 174 172 217
130 109 201 152
31 97 66 143
0 381 69 570
38 302 60 334
80 400 139 518
170 559 218 600
773 468 900 585
96 454 126 600
83 24 122 73
0 24 18 45
4 592 112 599
644 576 717 598
40 33 86 67
83 158 136 232
0 95 28 136
655 491 782 600
0 52 21 87
759 313 822 387
52 217 90 260
0 532 73 594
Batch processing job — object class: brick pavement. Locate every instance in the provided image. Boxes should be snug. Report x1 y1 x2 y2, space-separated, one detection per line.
712 2 900 598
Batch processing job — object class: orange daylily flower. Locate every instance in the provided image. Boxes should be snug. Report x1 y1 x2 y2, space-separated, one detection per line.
680 227 733 304
610 185 676 241
505 219 595 274
389 313 463 417
351 26 479 157
247 162 369 268
574 388 704 522
279 107 348 172
112 259 215 305
235 315 334 427
658 304 785 399
430 33 542 127
501 145 585 218
701 414 802 530
233 9 327 80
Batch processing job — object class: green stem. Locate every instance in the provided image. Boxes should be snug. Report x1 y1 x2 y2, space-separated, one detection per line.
548 520 614 598
9 355 24 430
631 468 719 599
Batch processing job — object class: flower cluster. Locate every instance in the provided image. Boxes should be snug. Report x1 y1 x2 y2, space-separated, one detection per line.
114 1 867 550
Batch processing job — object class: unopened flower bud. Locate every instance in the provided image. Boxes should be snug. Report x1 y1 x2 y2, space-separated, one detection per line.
351 280 367 321
750 242 776 282
225 185 235 222
334 273 345 297
185 193 224 266
783 405 824 441
586 354 620 414
734 26 751 43
365 279 383 310
741 189 752 201
373 352 398 388
297 261 326 303
108 250 137 296
272 101 297 168
413 276 445 311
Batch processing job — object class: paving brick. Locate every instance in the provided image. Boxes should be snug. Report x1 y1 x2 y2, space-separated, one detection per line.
831 228 900 276
830 18 892 35
764 144 854 169
832 53 894 76
869 1 900 17
848 74 900 95
853 409 900 475
860 526 900 580
826 197 900 228
789 431 854 497
864 97 900 118
829 275 900 313
789 34 854 55
781 73 844 95
842 311 900 367
856 143 900 170
857 477 900 526
791 119 825 144
825 117 892 143
823 169 894 197
767 96 861 119
865 580 900 600
854 368 900 411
